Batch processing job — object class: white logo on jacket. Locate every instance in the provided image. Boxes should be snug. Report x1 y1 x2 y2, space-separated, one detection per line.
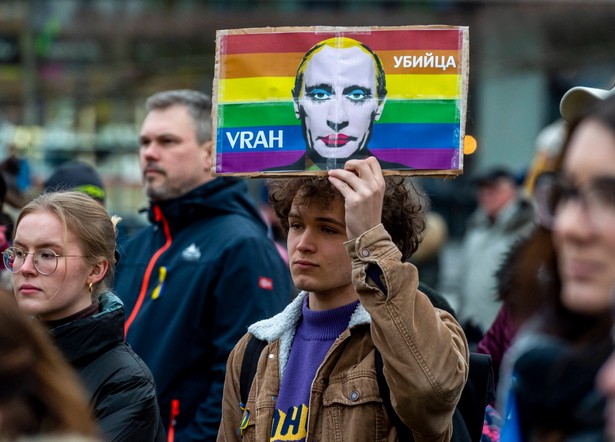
182 243 201 261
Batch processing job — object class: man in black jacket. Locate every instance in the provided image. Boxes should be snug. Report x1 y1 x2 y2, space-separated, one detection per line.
115 90 293 441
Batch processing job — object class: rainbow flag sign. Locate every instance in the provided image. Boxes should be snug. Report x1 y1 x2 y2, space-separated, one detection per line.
213 25 469 176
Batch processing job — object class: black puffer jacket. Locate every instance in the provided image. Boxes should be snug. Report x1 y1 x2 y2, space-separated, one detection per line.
49 292 166 442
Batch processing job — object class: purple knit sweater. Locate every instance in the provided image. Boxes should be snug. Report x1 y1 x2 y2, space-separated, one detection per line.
270 297 359 441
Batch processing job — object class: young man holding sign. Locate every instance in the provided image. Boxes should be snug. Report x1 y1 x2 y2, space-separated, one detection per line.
218 157 468 441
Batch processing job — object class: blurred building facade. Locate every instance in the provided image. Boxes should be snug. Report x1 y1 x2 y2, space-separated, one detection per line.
0 0 614 224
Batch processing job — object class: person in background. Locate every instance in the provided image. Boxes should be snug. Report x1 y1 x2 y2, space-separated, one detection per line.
218 157 468 441
457 166 535 339
44 160 106 206
114 89 293 441
0 171 14 296
476 225 558 390
4 191 166 441
410 209 448 290
0 292 100 440
476 118 569 392
498 90 615 441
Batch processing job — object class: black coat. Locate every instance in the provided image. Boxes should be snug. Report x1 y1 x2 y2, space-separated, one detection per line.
115 178 293 441
49 292 166 442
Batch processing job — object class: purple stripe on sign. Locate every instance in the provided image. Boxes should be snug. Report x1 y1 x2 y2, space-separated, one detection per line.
216 151 305 173
371 148 460 170
216 148 459 173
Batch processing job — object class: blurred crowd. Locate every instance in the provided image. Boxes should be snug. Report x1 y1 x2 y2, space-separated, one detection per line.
3 78 615 442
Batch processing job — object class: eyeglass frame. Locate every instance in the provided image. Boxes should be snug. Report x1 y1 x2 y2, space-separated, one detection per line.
534 171 615 230
3 247 88 276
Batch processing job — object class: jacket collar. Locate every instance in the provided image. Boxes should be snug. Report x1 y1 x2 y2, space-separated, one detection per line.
48 292 125 364
248 291 370 378
146 177 266 232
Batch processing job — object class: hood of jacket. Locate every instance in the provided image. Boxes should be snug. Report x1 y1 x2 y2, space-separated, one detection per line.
248 291 371 378
147 177 267 233
49 292 125 364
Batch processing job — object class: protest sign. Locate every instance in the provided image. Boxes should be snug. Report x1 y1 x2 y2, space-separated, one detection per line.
213 25 469 176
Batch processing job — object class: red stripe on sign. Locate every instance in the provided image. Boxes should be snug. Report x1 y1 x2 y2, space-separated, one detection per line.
259 276 273 290
220 28 463 55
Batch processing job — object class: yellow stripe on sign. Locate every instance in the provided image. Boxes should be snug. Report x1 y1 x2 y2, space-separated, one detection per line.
218 77 296 103
386 74 461 99
217 74 460 103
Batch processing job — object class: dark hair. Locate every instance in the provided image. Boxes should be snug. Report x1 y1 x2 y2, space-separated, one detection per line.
562 93 615 160
145 89 212 144
495 226 560 326
267 176 425 261
0 294 99 437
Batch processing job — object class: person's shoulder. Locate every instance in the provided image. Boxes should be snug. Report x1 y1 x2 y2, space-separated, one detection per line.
94 340 157 384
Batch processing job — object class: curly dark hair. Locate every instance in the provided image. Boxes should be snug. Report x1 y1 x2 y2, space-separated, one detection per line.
267 176 426 261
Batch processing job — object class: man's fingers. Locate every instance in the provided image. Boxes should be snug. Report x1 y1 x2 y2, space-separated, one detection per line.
329 157 382 191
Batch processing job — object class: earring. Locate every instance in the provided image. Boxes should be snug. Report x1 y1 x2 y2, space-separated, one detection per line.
88 282 93 293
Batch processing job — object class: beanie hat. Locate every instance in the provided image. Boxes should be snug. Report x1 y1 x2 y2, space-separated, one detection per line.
44 161 105 203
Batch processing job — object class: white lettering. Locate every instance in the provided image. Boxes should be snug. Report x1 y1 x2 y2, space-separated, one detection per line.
253 131 268 148
226 132 240 149
391 53 457 71
240 132 254 149
424 52 434 68
435 56 445 70
446 56 457 69
227 130 285 149
269 130 283 148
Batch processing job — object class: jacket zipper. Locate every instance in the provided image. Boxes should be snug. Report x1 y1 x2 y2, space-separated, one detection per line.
124 204 173 336
167 399 180 442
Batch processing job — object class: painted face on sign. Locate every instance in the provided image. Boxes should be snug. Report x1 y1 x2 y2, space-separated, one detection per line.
294 40 386 161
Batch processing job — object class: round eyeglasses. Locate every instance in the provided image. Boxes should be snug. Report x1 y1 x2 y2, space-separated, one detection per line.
3 247 86 276
534 172 615 229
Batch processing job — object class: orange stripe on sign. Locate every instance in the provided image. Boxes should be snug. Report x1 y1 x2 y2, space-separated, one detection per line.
220 50 462 79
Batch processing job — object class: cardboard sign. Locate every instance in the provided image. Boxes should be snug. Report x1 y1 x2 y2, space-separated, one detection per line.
213 25 469 176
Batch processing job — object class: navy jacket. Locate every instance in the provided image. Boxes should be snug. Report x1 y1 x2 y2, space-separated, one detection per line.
50 292 166 442
115 177 293 441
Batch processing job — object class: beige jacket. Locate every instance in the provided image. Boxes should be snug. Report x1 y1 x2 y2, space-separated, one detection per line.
218 224 469 442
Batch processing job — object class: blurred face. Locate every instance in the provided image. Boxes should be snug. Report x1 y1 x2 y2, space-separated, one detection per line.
139 104 213 201
553 119 615 314
477 178 517 218
0 225 8 249
12 211 101 321
286 193 356 310
295 45 385 160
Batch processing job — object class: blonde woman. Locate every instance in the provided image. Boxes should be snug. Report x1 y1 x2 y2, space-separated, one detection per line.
4 191 165 441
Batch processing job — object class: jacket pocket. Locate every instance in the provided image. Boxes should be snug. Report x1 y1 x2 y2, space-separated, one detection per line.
321 374 391 442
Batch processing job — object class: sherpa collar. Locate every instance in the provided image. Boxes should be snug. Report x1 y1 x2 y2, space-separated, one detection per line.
247 291 371 378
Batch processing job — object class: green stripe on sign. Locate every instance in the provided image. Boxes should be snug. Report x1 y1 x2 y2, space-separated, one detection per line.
217 99 459 128
378 100 459 124
218 102 297 128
